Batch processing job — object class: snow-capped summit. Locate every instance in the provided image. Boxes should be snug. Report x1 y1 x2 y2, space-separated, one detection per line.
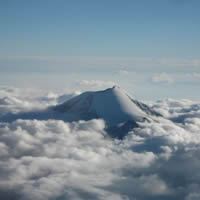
54 86 157 129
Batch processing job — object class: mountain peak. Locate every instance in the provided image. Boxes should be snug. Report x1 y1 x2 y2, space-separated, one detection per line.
54 87 149 127
103 85 121 93
100 85 128 97
112 85 120 90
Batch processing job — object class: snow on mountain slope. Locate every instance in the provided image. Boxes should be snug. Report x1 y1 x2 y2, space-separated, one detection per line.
54 86 155 127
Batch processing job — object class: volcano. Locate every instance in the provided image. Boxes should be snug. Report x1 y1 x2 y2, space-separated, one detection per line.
54 86 160 138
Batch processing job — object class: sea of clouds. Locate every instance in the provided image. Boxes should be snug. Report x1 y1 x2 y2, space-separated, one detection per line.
0 86 200 200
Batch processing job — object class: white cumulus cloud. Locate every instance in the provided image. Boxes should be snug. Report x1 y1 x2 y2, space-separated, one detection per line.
0 87 200 200
151 73 174 84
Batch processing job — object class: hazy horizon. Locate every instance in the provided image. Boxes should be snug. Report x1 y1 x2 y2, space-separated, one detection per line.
1 0 200 100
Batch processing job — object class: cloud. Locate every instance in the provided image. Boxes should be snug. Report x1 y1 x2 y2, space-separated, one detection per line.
2 56 200 72
118 69 129 75
193 73 200 80
152 98 200 120
0 87 200 199
76 80 116 89
151 73 200 85
0 87 77 117
151 73 174 84
0 119 158 200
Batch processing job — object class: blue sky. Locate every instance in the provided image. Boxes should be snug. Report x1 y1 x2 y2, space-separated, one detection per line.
0 0 200 100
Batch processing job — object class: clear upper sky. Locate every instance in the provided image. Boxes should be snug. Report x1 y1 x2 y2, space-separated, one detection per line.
0 0 200 100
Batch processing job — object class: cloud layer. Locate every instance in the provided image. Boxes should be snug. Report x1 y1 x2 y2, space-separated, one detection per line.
0 87 200 200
